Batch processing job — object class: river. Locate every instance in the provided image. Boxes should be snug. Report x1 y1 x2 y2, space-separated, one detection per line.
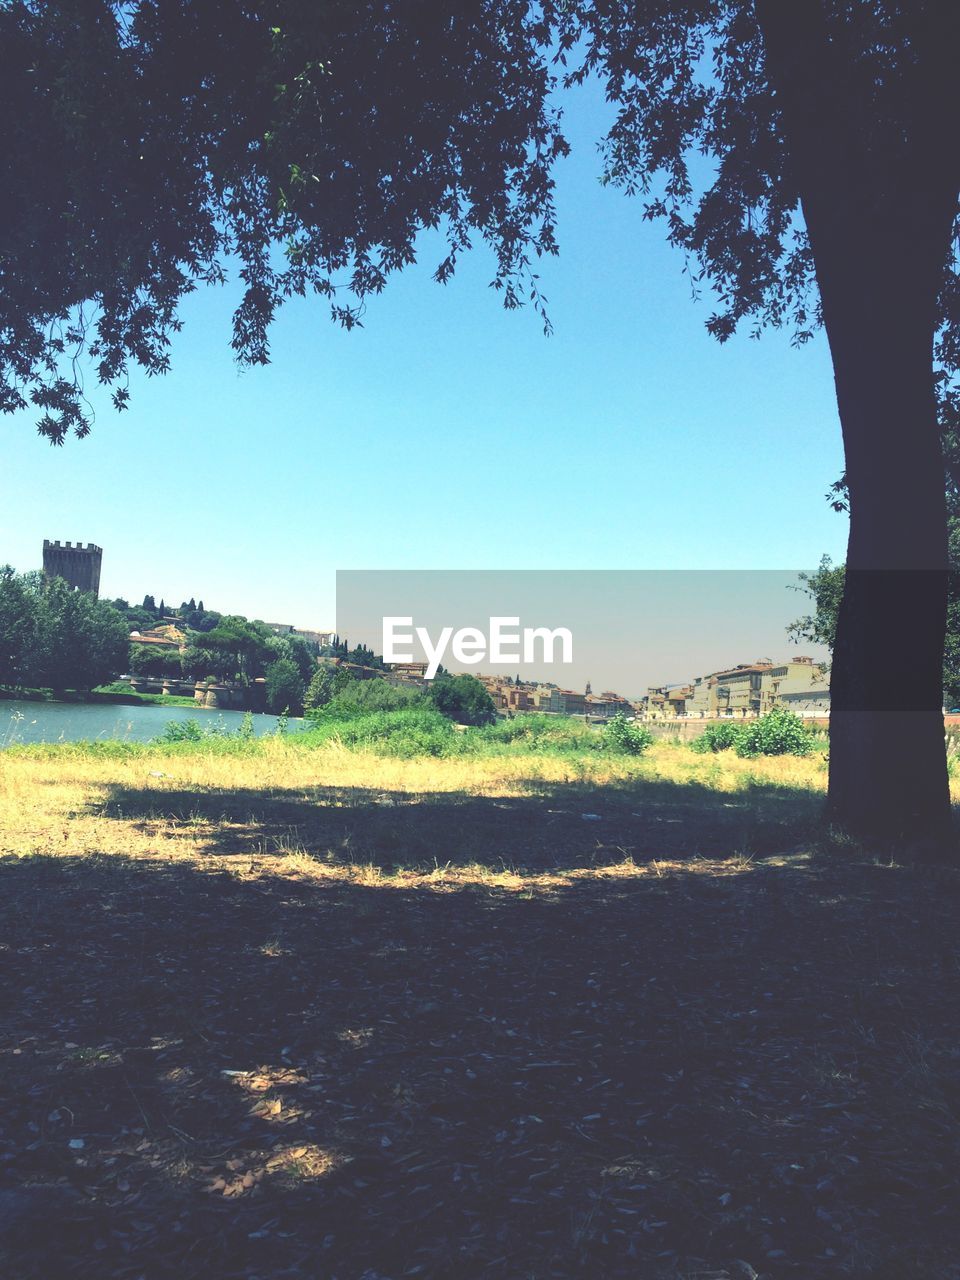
0 699 305 747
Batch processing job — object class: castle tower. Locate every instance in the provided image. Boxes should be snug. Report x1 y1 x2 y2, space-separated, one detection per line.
42 540 102 597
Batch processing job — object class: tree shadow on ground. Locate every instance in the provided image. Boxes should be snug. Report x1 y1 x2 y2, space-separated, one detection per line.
91 772 823 870
2 845 960 1278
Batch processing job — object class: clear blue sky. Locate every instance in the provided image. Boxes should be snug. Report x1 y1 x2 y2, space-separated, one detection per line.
1 79 847 630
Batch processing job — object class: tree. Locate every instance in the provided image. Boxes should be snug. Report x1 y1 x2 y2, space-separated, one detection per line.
321 678 424 716
190 609 221 634
304 662 357 711
548 1 960 849
6 2 960 846
285 635 319 685
787 557 848 658
0 0 563 442
128 643 168 678
1 569 130 691
42 581 130 691
790 553 960 707
0 568 48 688
192 618 271 682
428 674 497 726
264 657 305 716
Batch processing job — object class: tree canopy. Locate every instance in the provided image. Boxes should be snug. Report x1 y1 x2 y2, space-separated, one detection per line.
6 2 959 441
1 0 566 442
0 568 129 692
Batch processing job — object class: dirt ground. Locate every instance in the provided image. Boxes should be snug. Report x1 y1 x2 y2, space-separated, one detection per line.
1 751 959 1278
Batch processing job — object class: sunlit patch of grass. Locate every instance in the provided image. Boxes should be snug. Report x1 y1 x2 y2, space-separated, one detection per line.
264 1143 342 1187
0 738 829 880
257 936 290 958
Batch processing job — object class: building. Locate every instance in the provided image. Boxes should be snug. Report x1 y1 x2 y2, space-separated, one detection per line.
548 689 586 716
636 684 693 719
686 676 713 718
526 685 556 711
129 624 186 651
265 624 335 648
665 685 692 717
766 656 831 716
585 693 634 720
319 656 383 681
502 684 535 712
386 662 428 688
640 687 667 719
42 540 102 596
638 655 831 720
711 662 775 716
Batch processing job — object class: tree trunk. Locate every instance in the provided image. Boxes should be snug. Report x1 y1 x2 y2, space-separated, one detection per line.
824 322 951 850
817 242 956 854
753 1 960 855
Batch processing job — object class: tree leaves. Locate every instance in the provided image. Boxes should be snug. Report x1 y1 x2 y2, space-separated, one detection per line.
1 0 568 440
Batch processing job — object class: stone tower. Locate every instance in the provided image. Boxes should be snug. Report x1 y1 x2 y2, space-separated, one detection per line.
42 540 102 597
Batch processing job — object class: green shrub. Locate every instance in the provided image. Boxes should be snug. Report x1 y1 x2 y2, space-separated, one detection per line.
314 678 424 719
603 711 653 755
157 717 230 743
691 720 745 753
304 663 357 711
427 674 497 727
300 705 461 757
733 707 816 757
477 713 601 754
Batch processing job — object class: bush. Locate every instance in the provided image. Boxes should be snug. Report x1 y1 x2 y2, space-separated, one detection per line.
302 705 460 757
427 674 497 727
734 707 816 757
318 678 423 718
603 711 653 755
691 720 745 753
476 713 602 755
157 717 230 742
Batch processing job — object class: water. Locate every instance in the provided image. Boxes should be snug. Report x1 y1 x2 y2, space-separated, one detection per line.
0 699 305 747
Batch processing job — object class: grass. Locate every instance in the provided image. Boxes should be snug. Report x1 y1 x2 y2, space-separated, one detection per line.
1 739 960 1278
0 738 828 866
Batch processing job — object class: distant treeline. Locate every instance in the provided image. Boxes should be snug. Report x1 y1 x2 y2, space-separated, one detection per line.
0 568 129 692
1 569 388 713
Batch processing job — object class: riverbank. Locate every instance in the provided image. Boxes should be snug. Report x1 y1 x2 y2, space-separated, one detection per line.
0 685 197 708
2 742 959 1278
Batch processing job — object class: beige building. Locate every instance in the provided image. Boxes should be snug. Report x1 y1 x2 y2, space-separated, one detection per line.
765 656 830 716
711 663 774 717
686 676 713 718
585 693 635 720
129 624 186 651
639 655 830 720
548 689 586 715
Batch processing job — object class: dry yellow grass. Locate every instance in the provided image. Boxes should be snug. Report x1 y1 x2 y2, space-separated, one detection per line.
0 739 828 873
